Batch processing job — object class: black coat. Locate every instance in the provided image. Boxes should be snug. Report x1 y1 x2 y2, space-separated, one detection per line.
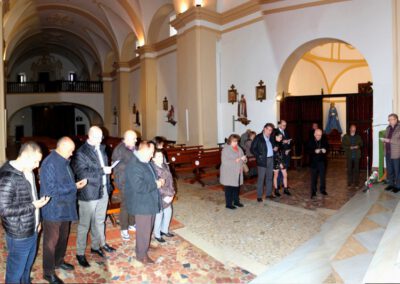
0 162 37 238
111 142 134 191
125 154 161 215
71 142 111 201
250 133 274 167
308 138 329 168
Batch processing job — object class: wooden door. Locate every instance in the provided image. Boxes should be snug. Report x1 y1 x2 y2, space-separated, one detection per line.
346 93 373 170
280 96 323 157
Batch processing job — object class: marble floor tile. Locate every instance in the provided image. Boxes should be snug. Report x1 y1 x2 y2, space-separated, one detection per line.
331 253 373 284
333 236 369 261
366 203 390 215
353 217 382 234
377 199 400 210
367 211 393 228
353 228 385 252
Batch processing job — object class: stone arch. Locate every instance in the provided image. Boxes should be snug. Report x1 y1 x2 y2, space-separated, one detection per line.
276 38 373 96
121 32 138 62
147 4 175 44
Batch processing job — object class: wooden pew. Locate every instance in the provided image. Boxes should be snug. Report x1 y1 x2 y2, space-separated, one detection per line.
169 150 200 178
191 150 221 187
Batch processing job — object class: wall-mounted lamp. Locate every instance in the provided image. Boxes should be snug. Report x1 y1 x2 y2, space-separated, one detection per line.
195 0 203 7
276 91 286 102
132 103 137 114
163 97 169 111
228 84 238 104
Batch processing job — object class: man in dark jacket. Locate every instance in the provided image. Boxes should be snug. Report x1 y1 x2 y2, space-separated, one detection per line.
0 141 50 284
112 130 137 241
125 141 163 264
250 123 275 201
71 126 116 268
341 124 363 188
40 137 87 283
308 129 329 198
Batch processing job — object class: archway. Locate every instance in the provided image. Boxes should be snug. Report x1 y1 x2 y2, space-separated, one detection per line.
277 38 373 170
8 102 103 142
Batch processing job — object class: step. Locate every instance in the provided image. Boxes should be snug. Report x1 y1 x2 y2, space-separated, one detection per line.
363 191 400 283
251 188 383 284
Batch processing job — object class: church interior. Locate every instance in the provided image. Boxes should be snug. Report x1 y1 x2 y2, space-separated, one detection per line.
1 0 400 283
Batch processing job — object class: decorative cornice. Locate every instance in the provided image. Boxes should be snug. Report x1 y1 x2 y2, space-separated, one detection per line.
171 6 221 30
221 0 261 25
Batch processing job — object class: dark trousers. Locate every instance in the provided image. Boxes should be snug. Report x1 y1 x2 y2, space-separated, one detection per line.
224 186 240 207
311 162 326 195
135 215 155 260
346 156 360 185
386 155 400 188
119 188 135 230
6 232 38 284
43 220 70 275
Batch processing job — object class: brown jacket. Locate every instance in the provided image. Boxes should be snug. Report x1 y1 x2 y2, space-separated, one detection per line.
152 163 175 208
385 124 400 159
219 144 244 187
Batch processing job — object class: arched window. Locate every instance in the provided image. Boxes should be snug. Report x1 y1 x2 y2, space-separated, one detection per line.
17 73 26 83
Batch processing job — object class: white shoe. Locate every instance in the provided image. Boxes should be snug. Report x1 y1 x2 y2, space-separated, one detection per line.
128 225 136 232
121 230 130 241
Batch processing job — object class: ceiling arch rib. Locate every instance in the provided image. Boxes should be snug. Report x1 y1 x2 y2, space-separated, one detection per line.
8 45 91 80
117 0 145 45
8 28 100 72
36 3 119 59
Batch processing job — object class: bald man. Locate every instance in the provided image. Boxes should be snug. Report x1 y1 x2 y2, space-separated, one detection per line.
308 129 329 199
111 130 137 241
71 126 116 268
40 137 87 283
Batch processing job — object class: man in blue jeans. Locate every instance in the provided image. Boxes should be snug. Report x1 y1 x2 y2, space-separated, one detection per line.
0 142 50 283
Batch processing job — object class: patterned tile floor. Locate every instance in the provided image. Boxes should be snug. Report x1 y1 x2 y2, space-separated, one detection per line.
189 157 363 211
326 190 400 283
0 218 255 283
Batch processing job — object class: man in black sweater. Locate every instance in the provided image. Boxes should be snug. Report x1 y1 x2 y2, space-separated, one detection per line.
308 129 329 199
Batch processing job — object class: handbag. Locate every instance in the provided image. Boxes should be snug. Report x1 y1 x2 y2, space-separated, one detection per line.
242 162 249 173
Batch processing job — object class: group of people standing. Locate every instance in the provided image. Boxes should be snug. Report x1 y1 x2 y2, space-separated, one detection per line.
220 117 369 207
0 126 176 284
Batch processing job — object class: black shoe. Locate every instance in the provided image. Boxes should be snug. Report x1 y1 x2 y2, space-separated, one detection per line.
321 191 328 196
393 188 400 193
385 185 394 191
90 248 105 258
56 262 74 271
257 198 263 202
161 231 175 237
155 237 166 243
226 205 237 209
274 189 281 197
43 274 64 284
102 244 116 253
76 255 90 268
284 188 291 196
311 193 316 199
234 202 244 207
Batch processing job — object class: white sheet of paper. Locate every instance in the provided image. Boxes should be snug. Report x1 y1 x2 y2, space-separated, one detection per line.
111 160 120 169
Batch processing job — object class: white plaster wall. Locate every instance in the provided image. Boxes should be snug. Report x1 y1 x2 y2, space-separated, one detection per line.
6 93 104 120
9 53 83 81
217 0 248 13
129 68 141 135
74 108 90 135
332 66 372 94
220 20 278 142
156 51 178 141
8 107 33 139
289 60 327 96
220 0 393 166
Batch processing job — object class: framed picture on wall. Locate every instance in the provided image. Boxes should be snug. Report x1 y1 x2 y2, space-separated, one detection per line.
256 80 266 102
228 84 238 104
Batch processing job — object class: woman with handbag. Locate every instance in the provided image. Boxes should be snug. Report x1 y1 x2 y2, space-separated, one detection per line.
220 134 246 209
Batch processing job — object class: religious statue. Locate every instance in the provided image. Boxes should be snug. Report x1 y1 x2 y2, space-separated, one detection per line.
236 94 251 125
325 102 342 134
167 105 177 126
